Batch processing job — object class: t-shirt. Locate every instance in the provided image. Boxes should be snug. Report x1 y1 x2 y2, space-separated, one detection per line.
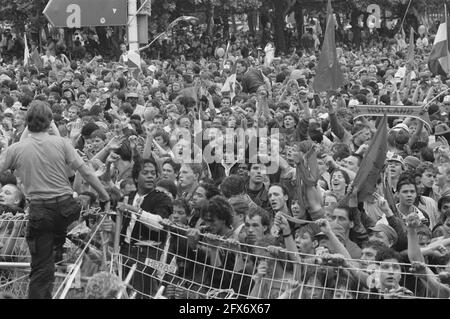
241 68 265 94
132 104 146 118
2 133 84 200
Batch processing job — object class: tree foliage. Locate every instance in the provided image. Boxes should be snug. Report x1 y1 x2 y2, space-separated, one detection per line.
0 0 48 33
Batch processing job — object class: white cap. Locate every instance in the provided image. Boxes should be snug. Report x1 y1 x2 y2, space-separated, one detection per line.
348 99 359 107
392 123 410 134
443 95 450 104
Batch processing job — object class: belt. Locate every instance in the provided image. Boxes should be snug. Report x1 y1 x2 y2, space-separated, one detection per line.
30 194 73 205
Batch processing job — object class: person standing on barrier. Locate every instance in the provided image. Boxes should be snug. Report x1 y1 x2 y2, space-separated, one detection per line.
0 101 111 299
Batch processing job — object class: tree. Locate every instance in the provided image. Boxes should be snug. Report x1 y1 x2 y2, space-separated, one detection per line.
0 0 48 40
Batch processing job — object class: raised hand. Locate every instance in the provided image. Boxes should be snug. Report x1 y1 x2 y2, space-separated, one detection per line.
409 261 427 275
107 135 125 151
274 212 290 234
405 213 421 229
255 260 268 278
316 218 332 235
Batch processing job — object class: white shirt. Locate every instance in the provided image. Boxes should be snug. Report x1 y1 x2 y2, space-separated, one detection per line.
132 104 146 118
125 193 147 244
416 37 428 49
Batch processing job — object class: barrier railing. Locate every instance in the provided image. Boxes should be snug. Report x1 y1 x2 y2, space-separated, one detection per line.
114 210 450 299
1 210 449 299
0 209 115 299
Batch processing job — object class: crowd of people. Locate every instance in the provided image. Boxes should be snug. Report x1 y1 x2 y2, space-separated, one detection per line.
0 16 449 299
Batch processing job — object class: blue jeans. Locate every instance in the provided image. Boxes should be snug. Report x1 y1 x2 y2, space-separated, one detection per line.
26 197 81 299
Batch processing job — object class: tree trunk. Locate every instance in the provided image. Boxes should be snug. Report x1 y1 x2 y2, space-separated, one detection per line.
273 0 287 54
223 11 230 39
205 0 214 36
247 10 256 34
294 4 304 42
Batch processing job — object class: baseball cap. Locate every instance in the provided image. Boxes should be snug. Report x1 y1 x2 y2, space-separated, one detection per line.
404 156 420 169
443 95 450 104
386 152 405 166
392 123 410 134
369 223 398 245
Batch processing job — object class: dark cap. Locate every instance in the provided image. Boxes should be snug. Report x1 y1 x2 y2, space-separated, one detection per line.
369 223 398 245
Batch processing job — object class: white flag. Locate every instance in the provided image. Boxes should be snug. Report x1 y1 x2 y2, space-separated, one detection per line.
24 33 30 67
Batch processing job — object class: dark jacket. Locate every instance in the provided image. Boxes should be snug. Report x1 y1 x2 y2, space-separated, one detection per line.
120 189 173 246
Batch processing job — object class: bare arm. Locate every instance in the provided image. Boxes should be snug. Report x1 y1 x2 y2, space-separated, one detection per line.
77 163 110 201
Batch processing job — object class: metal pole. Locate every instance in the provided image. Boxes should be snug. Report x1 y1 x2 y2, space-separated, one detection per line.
128 0 139 52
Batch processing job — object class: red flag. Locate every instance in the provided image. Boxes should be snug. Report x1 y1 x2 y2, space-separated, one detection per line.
351 115 388 202
312 0 344 92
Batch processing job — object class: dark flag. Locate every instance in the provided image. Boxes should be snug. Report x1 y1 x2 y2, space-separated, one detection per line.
350 115 388 202
312 0 344 92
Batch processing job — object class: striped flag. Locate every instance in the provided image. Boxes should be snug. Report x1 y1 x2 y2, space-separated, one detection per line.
23 33 30 67
428 13 450 77
167 16 199 31
127 50 141 80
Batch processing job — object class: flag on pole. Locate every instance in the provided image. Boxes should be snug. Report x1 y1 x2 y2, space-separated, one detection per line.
23 33 30 67
406 27 415 65
428 9 450 77
167 16 199 31
349 115 388 203
264 43 275 67
127 50 142 80
221 62 237 100
31 47 43 68
312 0 344 92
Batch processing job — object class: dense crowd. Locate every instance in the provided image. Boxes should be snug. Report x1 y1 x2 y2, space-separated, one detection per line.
0 19 449 299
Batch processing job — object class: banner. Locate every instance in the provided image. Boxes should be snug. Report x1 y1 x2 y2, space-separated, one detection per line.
353 105 431 131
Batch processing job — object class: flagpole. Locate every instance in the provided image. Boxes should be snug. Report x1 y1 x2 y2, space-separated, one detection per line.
399 0 413 33
445 2 449 77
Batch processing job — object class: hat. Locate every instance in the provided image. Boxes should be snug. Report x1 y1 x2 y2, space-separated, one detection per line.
386 152 405 166
444 95 450 104
435 123 450 136
369 223 398 245
404 156 420 169
392 123 410 134
348 99 359 107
